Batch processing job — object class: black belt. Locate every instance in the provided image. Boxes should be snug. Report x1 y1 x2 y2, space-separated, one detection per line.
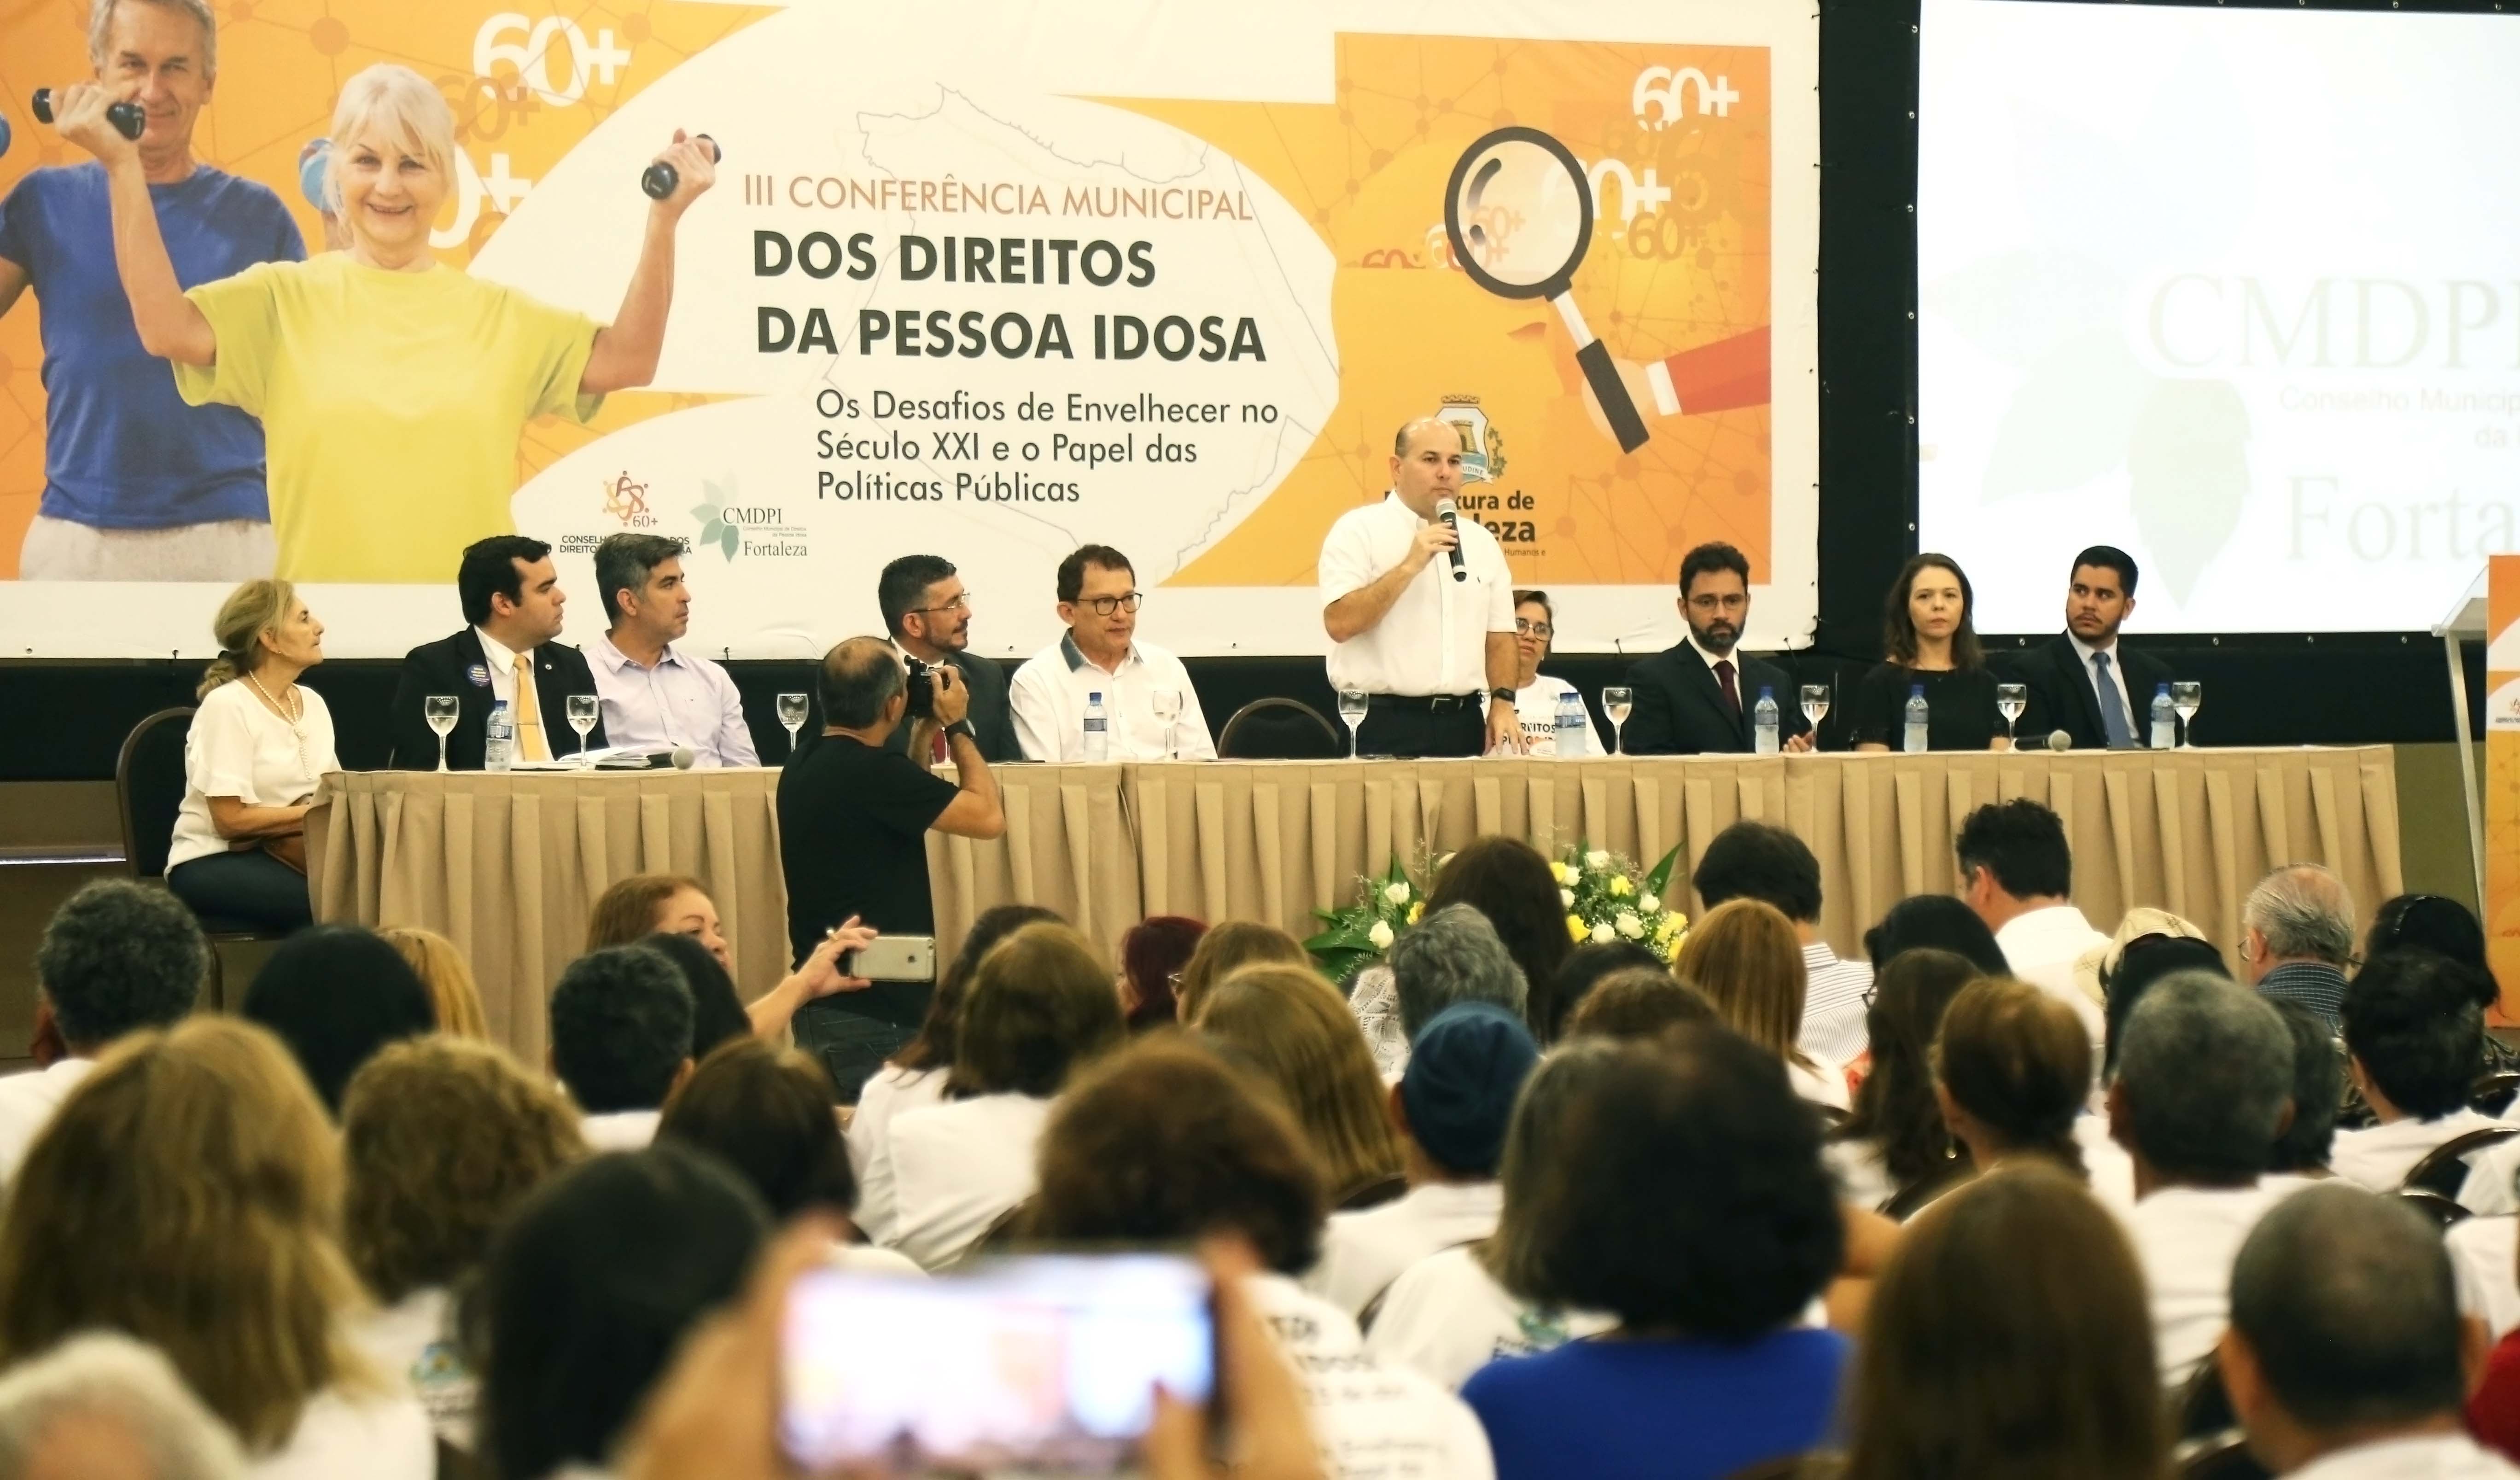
1365 693 1484 713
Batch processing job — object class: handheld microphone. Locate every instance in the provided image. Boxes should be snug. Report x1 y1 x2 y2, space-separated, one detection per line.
1433 496 1467 582
641 134 718 200
670 746 697 770
2047 730 2072 753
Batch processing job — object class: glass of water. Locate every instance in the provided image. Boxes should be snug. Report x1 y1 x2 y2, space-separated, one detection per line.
1151 688 1184 760
1799 684 1830 738
2171 681 2203 748
776 692 809 761
566 694 600 762
1336 689 1369 759
424 695 460 773
1602 686 1634 755
1995 682 2028 743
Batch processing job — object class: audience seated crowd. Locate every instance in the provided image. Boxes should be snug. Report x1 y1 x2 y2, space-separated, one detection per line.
18 788 2520 1479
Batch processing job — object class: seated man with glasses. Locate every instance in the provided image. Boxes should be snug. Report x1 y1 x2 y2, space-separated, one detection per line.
873 554 1021 762
1009 544 1216 762
1621 541 1813 755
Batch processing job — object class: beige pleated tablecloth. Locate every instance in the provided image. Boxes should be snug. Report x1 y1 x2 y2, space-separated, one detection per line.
310 747 2403 1065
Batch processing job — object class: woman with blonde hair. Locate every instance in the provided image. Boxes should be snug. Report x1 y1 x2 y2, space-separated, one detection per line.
52 62 714 583
165 578 334 931
1674 897 1847 1110
375 925 489 1040
0 1017 432 1474
1174 920 1312 1026
1199 964 1408 1210
583 872 874 1042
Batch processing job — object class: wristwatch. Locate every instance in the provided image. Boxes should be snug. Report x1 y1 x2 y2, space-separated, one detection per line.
943 719 978 744
1489 687 1517 705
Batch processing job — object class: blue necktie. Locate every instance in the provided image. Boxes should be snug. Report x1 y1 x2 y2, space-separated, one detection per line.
2092 652 2133 749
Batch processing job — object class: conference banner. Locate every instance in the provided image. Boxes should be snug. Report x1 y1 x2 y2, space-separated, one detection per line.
0 0 1817 662
2491 554 2520 1014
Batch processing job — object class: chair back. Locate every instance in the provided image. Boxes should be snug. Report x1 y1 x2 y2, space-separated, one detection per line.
1217 698 1342 760
2176 1431 2270 1480
116 707 197 881
2474 1071 2520 1118
2402 1125 2520 1200
2399 1188 2473 1229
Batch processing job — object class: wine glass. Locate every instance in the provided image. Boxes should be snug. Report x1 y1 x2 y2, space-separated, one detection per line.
1995 682 2027 744
776 693 809 761
1336 689 1369 759
565 694 600 763
2171 681 2203 749
1799 684 1831 740
1150 688 1184 760
1602 686 1634 755
424 695 460 773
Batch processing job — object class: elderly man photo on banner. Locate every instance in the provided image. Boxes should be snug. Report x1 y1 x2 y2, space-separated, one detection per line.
1 0 303 581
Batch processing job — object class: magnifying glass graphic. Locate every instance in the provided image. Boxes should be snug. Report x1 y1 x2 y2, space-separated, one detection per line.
1444 127 1649 453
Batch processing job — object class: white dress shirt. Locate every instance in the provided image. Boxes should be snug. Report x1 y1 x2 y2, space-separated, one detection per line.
1800 941 1873 1066
2331 1108 2514 1193
2463 1137 2520 1214
1009 633 1217 762
168 678 338 871
1319 492 1514 696
2290 1435 2520 1480
2077 1114 2139 1215
2067 632 2136 738
1249 1272 1497 1480
1994 904 2111 1048
0 1059 92 1187
1363 1244 1616 1393
473 626 523 707
1307 1180 1503 1317
2120 1181 2286 1383
882 1092 1051 1270
1511 674 1602 756
578 1108 662 1152
587 631 758 767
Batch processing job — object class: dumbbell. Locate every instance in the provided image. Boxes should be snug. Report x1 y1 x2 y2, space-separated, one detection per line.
298 138 332 210
31 88 145 141
0 115 11 157
640 134 718 200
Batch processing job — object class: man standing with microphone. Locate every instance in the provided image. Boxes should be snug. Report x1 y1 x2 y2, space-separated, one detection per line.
1318 417 1520 758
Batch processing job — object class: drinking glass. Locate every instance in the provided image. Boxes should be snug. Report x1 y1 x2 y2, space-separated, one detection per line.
2171 681 2203 748
1150 688 1184 760
1601 686 1634 755
1336 689 1369 759
1995 682 2028 742
424 695 460 773
1799 684 1831 737
566 694 600 762
776 693 809 761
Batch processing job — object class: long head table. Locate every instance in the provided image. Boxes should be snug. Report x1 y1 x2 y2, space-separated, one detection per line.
308 748 2403 1064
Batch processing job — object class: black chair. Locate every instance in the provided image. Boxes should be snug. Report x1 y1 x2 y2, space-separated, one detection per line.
1216 698 1342 760
116 707 288 1003
2400 1188 2473 1229
2175 1431 2269 1480
2476 1071 2520 1118
2401 1126 2520 1201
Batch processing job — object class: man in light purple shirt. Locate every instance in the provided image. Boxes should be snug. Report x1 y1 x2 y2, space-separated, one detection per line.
588 533 760 767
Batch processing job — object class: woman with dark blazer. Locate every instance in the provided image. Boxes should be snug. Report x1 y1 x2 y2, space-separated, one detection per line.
1849 554 2007 752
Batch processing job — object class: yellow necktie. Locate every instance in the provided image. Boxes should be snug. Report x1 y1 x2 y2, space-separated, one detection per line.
512 652 552 762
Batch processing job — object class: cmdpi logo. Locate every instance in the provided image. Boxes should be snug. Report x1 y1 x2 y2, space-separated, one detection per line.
689 478 808 561
1436 395 1507 485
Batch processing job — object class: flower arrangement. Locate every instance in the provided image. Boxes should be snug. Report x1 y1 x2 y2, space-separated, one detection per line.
1304 841 1689 982
1304 853 1433 987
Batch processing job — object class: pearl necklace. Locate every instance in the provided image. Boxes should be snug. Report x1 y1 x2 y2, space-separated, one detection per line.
247 670 313 780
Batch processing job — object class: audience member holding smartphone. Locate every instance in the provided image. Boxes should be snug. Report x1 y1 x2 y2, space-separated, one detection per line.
777 637 1005 1103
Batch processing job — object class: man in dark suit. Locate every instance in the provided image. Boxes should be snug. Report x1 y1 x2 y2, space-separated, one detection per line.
873 554 1022 763
2011 545 2173 751
1622 542 1814 755
390 535 608 769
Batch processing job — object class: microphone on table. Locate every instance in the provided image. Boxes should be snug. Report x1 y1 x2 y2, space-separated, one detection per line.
670 746 697 770
641 134 718 199
2047 730 2072 752
1433 496 1467 582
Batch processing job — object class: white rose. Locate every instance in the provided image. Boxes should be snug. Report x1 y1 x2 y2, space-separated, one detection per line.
1560 888 1576 909
1638 892 1661 914
1383 882 1412 906
1585 849 1611 870
1615 911 1645 940
1368 919 1395 950
1589 921 1616 945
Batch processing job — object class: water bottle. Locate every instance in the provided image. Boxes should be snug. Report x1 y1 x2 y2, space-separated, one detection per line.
484 701 514 772
1902 685 1930 754
1082 691 1109 762
1554 691 1586 757
1753 686 1780 755
2150 682 2176 750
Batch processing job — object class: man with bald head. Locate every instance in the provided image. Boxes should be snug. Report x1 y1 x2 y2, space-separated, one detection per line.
776 635 1004 1100
2241 863 2358 1028
1318 417 1522 757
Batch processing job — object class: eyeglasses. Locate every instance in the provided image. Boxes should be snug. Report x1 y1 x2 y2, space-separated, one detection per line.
1079 592 1144 616
1514 618 1553 640
1686 594 1749 613
914 592 972 616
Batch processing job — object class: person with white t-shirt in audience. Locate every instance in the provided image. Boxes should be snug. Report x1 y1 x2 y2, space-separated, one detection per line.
1956 800 2109 1042
549 945 696 1152
1827 949 1978 1215
165 579 335 932
1009 544 1217 761
1310 1001 1537 1319
878 923 1123 1268
1675 899 1849 1110
0 1332 251 1480
0 1017 435 1479
340 1036 587 1453
2108 972 2299 1386
1028 1034 1497 1480
2263 1000 2347 1196
2325 951 2511 1193
1693 821 1875 1067
3 880 205 1184
2222 1183 2520 1480
1504 591 1601 756
1934 978 2113 1206
1350 903 1529 1080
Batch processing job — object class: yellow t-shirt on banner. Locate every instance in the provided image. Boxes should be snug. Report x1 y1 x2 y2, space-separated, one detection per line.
173 254 602 584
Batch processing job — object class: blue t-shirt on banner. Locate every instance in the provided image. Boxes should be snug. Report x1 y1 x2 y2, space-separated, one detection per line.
1460 1327 1849 1480
0 162 303 530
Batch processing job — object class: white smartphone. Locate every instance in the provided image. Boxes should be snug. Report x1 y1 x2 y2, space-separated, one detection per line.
778 1251 1215 1473
843 933 935 982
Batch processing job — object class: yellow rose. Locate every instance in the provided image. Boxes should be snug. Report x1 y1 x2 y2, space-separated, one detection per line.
1566 914 1587 942
1408 900 1425 925
1549 860 1572 884
1609 876 1633 897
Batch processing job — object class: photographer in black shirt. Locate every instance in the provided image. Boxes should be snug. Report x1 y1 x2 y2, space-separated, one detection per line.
777 636 1005 1101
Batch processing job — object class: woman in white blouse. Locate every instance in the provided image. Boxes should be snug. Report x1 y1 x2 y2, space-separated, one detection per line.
1508 591 1603 756
166 580 337 931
